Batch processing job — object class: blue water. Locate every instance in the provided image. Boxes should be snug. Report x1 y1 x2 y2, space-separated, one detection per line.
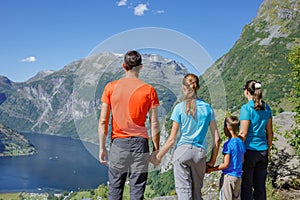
0 133 108 193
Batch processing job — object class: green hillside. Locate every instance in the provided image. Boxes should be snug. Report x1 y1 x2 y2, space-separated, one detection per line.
0 123 36 156
199 0 300 113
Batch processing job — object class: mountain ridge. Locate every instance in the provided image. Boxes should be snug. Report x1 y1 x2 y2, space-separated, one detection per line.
199 0 299 113
0 53 187 141
0 0 298 148
0 0 299 198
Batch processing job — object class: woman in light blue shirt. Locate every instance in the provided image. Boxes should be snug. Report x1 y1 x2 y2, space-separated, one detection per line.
238 80 274 200
152 73 220 200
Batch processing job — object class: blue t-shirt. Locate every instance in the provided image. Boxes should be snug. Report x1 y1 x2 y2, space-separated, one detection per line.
171 99 215 151
239 100 272 151
222 137 246 178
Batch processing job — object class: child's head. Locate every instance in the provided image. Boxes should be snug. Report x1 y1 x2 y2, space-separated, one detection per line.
224 115 240 137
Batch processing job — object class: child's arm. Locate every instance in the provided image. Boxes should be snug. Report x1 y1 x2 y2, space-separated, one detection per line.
207 154 230 173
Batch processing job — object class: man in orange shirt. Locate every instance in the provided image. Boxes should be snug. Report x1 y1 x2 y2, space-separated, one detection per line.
98 50 160 200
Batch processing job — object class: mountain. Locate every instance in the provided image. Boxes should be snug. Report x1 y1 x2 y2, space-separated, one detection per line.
27 70 55 83
199 0 300 113
0 0 299 198
0 52 187 141
0 123 36 156
1 0 298 139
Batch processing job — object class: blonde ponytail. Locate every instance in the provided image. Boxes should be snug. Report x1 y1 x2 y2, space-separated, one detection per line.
183 74 200 117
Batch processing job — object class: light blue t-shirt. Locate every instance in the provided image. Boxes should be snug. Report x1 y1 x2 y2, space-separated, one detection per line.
239 100 272 151
171 99 215 151
222 137 246 178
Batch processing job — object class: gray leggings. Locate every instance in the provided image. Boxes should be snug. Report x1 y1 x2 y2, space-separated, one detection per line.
173 144 206 200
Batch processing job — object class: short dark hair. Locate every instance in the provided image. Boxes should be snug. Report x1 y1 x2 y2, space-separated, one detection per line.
224 115 240 134
124 50 142 70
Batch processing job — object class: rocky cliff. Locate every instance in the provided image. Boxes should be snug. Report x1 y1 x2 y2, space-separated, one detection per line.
0 53 187 142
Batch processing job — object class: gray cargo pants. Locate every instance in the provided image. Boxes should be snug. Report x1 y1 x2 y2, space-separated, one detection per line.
173 144 206 200
108 137 149 200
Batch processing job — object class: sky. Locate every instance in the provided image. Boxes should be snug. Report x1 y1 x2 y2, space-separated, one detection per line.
0 0 263 82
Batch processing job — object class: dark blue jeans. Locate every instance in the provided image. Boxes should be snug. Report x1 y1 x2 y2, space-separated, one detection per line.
108 137 149 200
241 149 268 200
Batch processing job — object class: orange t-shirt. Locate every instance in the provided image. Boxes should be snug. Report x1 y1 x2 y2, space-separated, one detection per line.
101 77 159 139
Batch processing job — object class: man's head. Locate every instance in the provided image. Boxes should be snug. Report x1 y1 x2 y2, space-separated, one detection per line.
123 50 142 71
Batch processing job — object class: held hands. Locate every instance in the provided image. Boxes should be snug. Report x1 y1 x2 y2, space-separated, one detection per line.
99 148 108 166
150 151 161 167
206 162 215 174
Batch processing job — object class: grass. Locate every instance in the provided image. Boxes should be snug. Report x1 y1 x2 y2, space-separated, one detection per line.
266 178 281 200
0 193 21 200
67 184 156 200
0 181 281 200
69 191 91 200
0 193 48 200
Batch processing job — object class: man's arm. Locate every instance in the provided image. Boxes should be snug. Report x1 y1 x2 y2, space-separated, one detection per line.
148 107 160 152
98 102 110 165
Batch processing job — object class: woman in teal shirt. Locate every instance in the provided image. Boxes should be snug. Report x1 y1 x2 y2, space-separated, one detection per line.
239 80 274 200
152 73 220 200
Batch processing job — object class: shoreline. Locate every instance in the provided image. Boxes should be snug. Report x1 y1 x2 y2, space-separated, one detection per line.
0 151 36 157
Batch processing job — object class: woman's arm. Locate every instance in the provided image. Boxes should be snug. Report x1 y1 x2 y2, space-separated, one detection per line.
155 121 179 162
266 118 274 154
207 120 220 167
238 120 250 142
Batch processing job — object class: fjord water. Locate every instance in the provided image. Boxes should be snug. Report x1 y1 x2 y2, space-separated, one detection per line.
0 133 108 193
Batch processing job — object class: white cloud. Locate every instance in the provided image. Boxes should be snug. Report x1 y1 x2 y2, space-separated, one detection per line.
156 10 165 14
21 56 37 63
134 4 148 16
117 0 127 7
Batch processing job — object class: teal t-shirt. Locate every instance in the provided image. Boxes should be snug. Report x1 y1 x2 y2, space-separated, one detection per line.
239 100 272 151
222 137 246 178
171 99 215 151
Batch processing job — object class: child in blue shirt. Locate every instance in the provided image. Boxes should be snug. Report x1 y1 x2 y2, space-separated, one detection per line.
207 115 246 200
